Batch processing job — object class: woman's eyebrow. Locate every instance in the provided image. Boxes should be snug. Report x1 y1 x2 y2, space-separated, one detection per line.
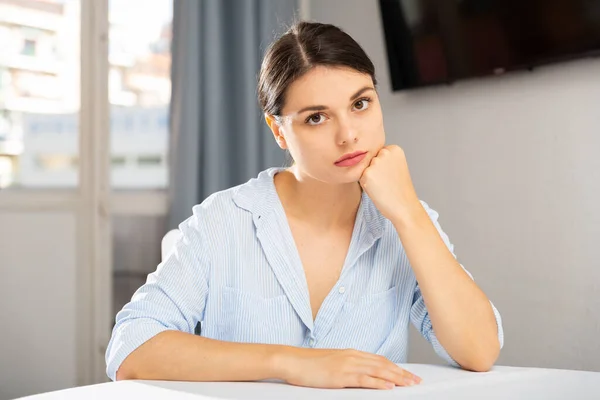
295 86 375 115
297 104 327 114
349 86 375 100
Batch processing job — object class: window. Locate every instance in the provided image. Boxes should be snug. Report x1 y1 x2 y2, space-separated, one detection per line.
0 0 80 189
0 0 172 191
22 39 37 56
109 0 172 190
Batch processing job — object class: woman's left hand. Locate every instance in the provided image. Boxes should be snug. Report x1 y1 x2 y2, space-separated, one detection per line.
359 145 422 223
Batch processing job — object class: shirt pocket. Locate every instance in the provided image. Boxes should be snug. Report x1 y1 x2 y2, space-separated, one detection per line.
217 286 303 345
333 286 398 352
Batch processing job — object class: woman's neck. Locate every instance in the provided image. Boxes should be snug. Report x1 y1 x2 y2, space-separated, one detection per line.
273 167 362 231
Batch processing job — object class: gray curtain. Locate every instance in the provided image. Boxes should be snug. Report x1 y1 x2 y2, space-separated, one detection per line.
168 0 298 228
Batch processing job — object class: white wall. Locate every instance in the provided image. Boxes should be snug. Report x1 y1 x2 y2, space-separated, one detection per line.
309 0 600 371
0 212 77 399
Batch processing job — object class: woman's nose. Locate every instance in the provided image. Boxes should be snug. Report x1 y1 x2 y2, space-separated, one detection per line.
337 122 359 145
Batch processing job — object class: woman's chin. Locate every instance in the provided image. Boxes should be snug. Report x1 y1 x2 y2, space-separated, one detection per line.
295 163 367 185
332 165 367 184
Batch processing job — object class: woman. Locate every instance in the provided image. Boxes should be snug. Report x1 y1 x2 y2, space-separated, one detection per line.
106 21 503 390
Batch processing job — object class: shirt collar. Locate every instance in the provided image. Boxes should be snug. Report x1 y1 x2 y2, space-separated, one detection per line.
232 167 386 240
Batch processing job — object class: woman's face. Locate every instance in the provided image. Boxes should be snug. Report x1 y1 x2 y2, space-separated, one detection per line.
271 66 385 184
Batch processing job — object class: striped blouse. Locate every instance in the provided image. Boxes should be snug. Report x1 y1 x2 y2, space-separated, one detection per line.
105 167 504 381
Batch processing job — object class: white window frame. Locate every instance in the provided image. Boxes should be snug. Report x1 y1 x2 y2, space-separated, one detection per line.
85 0 169 383
81 0 111 384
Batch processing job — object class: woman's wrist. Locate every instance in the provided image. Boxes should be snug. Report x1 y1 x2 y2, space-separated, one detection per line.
267 345 298 382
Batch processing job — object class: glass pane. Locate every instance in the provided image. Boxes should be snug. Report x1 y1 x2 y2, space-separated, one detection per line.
108 0 172 189
0 0 80 189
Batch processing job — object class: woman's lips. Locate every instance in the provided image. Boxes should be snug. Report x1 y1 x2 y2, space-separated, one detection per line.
334 151 367 167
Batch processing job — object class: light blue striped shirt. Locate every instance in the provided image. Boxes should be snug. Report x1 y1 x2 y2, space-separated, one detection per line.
106 167 504 381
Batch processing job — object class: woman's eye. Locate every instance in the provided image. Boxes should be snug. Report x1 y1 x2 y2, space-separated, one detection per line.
306 114 325 125
353 98 371 111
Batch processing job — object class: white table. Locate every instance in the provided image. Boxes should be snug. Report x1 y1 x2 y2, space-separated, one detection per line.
18 364 600 400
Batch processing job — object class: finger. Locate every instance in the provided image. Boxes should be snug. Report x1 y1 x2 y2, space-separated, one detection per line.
401 368 422 384
354 375 395 390
364 365 409 387
377 147 389 156
376 357 422 383
391 366 421 385
363 356 422 385
347 350 422 384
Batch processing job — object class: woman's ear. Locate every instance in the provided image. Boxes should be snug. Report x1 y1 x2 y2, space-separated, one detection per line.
265 114 288 150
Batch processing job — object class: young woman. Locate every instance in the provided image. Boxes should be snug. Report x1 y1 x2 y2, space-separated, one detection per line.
106 21 503 390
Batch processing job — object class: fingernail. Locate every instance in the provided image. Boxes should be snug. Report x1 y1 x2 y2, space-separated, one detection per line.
404 378 415 386
386 382 395 389
408 377 422 386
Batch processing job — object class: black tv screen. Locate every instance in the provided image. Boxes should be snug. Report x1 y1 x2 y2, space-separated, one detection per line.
379 0 600 90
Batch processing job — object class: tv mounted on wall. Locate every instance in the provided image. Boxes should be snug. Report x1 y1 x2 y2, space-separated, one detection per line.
379 0 600 90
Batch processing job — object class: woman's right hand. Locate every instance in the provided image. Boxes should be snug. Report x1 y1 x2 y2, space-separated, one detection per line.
274 347 422 390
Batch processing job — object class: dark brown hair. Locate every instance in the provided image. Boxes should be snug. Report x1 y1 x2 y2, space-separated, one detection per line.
258 21 377 117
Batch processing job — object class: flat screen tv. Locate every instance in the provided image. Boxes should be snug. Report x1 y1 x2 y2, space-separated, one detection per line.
379 0 600 90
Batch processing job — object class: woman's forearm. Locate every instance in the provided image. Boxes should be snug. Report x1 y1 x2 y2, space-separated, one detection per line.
117 330 422 389
391 205 500 372
116 330 288 382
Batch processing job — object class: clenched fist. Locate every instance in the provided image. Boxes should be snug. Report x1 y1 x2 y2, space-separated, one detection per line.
359 145 422 223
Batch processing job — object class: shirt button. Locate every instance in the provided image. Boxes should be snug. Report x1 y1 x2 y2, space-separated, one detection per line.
338 286 346 294
309 338 316 347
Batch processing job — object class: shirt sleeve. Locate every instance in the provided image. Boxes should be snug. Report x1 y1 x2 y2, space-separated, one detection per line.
105 206 210 381
409 201 504 367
